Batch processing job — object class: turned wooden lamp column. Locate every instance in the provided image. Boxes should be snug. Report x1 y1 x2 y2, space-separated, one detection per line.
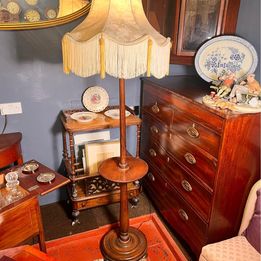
99 79 148 260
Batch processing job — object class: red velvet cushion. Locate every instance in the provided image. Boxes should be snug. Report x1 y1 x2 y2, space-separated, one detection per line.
242 189 261 253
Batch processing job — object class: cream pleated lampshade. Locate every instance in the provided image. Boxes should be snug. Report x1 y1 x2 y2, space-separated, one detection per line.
62 0 171 79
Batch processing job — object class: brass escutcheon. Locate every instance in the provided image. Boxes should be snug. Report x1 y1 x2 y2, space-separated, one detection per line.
151 102 160 113
148 172 155 181
150 125 159 134
178 209 189 221
184 152 196 164
186 123 199 138
181 180 193 192
149 148 157 157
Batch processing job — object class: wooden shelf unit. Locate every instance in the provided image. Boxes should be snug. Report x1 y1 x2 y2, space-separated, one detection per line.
61 106 143 225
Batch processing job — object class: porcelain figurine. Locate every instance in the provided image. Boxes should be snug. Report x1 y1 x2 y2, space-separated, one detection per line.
229 74 261 104
213 73 237 98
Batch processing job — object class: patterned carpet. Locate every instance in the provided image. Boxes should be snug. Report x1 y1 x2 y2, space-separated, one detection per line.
44 213 187 261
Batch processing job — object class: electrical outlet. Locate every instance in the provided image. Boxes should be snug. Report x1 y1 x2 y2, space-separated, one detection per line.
0 102 22 115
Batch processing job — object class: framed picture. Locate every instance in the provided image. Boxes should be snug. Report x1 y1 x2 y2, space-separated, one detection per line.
177 0 225 56
85 140 120 176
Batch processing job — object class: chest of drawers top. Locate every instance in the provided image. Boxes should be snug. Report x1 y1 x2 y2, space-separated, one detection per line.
141 75 241 118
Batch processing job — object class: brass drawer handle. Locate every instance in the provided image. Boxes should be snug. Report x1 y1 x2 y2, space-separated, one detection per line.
178 209 189 221
150 125 159 134
186 124 199 138
181 180 192 192
151 102 160 114
147 172 155 182
184 152 196 165
149 148 157 157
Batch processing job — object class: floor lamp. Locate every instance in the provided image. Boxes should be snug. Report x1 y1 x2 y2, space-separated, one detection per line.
62 1 171 260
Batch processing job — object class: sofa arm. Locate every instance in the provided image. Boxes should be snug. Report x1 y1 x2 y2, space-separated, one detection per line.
199 236 260 261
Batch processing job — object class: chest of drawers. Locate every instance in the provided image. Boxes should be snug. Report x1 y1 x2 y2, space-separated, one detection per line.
140 76 260 256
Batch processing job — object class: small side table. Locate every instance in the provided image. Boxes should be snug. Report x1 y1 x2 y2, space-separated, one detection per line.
0 132 23 169
0 160 70 252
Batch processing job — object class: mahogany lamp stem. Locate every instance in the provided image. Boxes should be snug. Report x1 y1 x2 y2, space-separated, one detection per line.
99 79 148 260
119 78 128 169
119 78 130 242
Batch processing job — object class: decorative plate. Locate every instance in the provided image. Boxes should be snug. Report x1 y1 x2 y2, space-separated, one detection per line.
36 172 55 183
82 86 109 112
195 35 258 82
24 9 41 22
104 109 131 119
6 1 21 15
22 162 39 173
45 8 57 19
71 111 97 123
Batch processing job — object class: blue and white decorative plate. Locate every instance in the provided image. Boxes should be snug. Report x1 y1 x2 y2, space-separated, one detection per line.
195 35 258 82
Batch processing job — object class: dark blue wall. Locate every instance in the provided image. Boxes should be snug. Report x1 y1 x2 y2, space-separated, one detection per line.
0 0 259 205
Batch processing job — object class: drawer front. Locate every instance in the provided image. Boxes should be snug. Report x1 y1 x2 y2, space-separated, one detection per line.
169 93 224 132
142 86 173 126
164 156 212 221
141 141 169 172
167 134 217 189
163 186 208 255
172 109 220 158
141 113 169 147
143 167 169 212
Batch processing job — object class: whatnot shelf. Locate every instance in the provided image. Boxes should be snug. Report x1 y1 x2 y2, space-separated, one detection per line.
61 106 142 225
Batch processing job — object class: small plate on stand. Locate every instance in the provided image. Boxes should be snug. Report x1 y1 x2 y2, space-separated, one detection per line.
104 109 131 119
36 172 55 184
22 162 39 174
71 112 97 123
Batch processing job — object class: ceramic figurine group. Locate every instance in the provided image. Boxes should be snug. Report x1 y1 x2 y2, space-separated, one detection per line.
206 72 261 112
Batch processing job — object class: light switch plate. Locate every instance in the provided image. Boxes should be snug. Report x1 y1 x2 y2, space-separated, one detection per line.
0 102 22 115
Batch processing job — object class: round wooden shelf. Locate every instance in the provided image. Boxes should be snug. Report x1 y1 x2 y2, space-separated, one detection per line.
99 156 148 183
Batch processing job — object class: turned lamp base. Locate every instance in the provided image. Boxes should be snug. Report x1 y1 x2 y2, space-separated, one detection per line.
100 227 147 261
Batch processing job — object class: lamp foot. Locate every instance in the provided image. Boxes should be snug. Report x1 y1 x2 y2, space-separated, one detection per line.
100 227 147 261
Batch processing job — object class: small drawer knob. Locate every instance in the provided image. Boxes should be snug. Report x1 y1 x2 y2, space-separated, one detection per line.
178 209 189 221
184 152 196 165
149 148 157 157
147 172 155 182
186 124 199 138
151 102 160 114
150 125 159 134
181 180 192 192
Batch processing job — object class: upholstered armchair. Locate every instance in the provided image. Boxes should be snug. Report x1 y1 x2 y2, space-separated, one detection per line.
199 180 261 261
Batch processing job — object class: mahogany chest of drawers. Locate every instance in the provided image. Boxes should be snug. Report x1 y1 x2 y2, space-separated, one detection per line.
140 75 260 256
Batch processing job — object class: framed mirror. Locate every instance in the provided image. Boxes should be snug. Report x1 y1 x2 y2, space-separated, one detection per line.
0 0 91 30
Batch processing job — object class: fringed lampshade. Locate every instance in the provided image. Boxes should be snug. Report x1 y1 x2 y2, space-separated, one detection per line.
62 1 171 260
62 0 171 79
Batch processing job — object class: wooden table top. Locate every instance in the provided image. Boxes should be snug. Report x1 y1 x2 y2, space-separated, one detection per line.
2 160 70 196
